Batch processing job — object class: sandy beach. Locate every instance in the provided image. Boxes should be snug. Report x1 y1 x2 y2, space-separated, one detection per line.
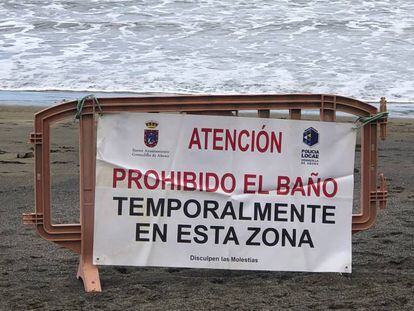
0 105 413 310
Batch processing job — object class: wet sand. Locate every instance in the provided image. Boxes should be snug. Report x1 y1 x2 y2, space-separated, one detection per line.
0 105 413 310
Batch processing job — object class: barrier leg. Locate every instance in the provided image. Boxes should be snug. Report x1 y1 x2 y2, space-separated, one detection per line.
77 256 101 292
77 113 101 292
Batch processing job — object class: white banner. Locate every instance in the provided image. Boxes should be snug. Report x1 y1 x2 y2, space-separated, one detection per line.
93 112 356 272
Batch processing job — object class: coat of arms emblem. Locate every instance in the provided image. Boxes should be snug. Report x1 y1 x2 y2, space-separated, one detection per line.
144 121 159 148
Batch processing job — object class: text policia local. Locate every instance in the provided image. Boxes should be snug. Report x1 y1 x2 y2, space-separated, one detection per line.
111 168 340 248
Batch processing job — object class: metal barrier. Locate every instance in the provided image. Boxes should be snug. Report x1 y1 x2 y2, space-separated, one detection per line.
22 94 388 292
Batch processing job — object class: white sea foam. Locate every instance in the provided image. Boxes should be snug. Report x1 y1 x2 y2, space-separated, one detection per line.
0 0 413 104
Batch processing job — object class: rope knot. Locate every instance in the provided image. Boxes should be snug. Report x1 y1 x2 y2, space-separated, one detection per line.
354 111 389 129
75 94 103 120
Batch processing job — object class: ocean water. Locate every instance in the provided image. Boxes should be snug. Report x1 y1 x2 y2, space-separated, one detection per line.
0 0 413 114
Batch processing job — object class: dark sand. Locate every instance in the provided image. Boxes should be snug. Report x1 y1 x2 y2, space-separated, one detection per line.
0 106 413 310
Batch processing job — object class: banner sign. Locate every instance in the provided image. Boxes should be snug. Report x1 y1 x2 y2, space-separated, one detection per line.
94 113 356 272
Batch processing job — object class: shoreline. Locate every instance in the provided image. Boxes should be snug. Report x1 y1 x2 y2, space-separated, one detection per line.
1 103 412 121
0 91 413 119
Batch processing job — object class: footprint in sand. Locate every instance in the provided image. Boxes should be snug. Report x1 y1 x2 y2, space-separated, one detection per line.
0 160 25 164
391 186 405 193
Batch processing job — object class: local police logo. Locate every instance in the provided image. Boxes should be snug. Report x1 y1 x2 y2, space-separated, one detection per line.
303 127 319 147
144 121 159 148
301 127 319 165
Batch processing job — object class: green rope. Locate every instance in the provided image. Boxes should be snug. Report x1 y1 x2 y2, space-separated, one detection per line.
75 94 103 120
354 111 389 129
